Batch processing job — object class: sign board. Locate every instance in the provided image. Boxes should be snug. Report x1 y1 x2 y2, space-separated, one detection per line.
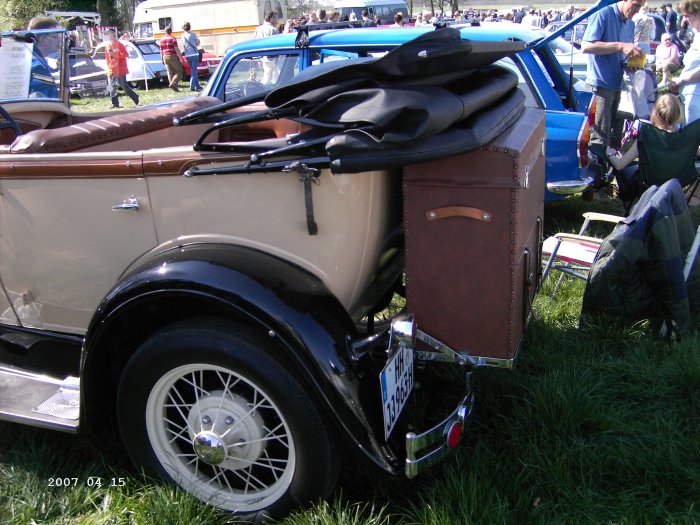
0 40 33 98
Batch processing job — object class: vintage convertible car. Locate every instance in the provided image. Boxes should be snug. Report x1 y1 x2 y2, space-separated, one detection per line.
0 26 546 521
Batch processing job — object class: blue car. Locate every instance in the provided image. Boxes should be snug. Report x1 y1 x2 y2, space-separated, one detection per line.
203 4 613 200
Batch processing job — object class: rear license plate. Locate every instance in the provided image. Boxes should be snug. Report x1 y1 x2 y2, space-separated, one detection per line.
380 344 414 440
94 80 107 87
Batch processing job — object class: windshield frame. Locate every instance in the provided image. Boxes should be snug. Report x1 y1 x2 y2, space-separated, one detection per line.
0 28 69 105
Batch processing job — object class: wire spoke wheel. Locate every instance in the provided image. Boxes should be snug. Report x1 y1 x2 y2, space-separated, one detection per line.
146 364 295 511
118 320 339 520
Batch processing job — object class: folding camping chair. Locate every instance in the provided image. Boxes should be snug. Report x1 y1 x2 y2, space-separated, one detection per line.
541 211 623 294
617 119 700 215
546 180 700 337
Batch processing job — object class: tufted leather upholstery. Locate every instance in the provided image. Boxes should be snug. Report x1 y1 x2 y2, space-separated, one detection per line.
0 97 221 154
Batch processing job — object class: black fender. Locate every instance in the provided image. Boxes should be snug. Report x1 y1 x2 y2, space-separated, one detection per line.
81 242 398 473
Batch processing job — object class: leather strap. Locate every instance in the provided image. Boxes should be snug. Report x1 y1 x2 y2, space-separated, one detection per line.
425 206 493 222
300 174 319 235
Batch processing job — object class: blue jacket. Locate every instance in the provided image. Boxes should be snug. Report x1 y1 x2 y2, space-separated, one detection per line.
582 179 700 336
29 50 58 98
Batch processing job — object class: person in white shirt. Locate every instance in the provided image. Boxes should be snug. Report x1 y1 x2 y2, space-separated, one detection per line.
254 11 279 38
416 11 432 25
253 11 280 84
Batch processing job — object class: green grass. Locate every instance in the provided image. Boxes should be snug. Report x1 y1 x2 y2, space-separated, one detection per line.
1 191 699 522
70 80 209 113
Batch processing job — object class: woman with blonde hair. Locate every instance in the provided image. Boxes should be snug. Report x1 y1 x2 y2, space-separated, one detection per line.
606 94 700 212
606 94 683 169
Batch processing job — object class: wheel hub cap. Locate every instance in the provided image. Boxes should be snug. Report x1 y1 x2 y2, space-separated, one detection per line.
187 390 266 470
193 431 227 465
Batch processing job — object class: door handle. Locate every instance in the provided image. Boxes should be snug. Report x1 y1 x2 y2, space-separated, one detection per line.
112 195 139 211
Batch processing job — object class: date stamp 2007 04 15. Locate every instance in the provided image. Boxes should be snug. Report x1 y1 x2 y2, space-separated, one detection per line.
47 477 126 488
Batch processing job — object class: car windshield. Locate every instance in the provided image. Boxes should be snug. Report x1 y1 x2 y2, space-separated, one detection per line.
0 28 65 101
223 54 300 101
69 53 103 75
548 21 587 43
136 42 160 55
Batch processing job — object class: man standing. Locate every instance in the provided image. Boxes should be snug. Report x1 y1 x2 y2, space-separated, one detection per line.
27 15 61 98
666 2 679 35
562 5 577 21
104 29 139 108
159 26 182 92
360 9 376 26
253 12 280 84
581 0 644 150
254 11 279 38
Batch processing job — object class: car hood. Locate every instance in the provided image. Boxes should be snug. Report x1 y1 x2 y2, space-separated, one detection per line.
534 0 616 48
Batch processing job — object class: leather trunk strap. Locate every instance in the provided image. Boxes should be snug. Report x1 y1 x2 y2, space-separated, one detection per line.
425 206 493 222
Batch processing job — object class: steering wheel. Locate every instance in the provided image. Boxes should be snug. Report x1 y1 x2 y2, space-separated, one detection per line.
0 105 21 141
242 81 266 97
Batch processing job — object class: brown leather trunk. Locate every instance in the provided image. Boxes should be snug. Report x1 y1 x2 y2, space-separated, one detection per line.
403 107 546 364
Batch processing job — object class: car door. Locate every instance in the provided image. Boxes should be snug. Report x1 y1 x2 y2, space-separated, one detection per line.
124 42 150 82
0 153 158 334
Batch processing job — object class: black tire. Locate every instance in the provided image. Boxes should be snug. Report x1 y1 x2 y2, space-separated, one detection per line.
117 319 339 522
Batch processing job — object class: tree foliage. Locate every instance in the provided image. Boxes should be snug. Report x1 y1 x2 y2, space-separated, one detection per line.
0 0 66 30
0 0 130 31
287 0 316 19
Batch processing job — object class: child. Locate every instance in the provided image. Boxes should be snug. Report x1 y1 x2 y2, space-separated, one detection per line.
605 93 700 213
605 93 683 172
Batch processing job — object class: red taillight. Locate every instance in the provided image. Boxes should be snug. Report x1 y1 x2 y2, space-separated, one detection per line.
446 420 462 449
587 96 597 127
578 97 596 168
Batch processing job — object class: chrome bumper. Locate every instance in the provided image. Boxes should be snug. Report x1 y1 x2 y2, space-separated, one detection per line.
388 316 476 478
405 372 474 478
546 175 594 195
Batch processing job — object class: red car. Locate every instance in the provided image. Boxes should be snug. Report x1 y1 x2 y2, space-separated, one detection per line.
179 50 221 79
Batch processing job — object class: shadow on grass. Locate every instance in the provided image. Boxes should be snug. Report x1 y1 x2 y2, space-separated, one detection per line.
0 195 698 524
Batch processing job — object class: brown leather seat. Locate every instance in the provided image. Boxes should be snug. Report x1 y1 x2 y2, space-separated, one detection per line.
0 97 221 154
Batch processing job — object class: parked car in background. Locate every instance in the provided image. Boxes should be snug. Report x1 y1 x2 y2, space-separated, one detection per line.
527 29 588 79
92 38 168 88
47 49 109 98
546 19 587 44
204 21 604 199
179 50 222 79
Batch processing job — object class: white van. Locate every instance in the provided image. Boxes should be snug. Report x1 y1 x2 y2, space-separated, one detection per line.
132 0 287 56
334 0 409 24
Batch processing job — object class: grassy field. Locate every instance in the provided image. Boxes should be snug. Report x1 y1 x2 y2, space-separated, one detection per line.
0 191 698 524
1 88 699 524
69 80 210 113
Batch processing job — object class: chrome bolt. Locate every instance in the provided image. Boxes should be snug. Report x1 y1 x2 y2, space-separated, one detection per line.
225 416 234 425
235 438 246 448
202 415 211 425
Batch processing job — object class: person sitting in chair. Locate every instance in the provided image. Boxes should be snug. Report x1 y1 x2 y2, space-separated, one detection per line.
605 93 700 213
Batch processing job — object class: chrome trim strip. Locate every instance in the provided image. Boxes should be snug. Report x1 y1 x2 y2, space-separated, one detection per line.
414 330 517 369
0 365 65 385
0 412 78 433
546 176 594 195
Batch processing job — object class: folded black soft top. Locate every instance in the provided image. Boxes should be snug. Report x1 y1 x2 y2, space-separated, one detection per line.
193 28 528 173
